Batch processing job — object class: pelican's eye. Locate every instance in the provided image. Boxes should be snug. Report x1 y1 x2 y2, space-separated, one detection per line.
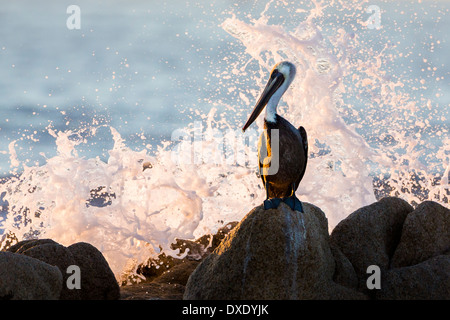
270 69 280 79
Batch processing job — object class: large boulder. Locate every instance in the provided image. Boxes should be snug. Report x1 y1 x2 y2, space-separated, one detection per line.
378 201 450 299
391 201 450 268
7 239 81 299
6 239 120 300
329 197 414 293
119 196 447 300
67 242 121 300
377 255 450 300
330 197 449 299
0 251 62 300
183 202 366 300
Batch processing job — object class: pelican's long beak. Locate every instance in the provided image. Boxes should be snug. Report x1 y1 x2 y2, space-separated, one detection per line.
242 71 284 132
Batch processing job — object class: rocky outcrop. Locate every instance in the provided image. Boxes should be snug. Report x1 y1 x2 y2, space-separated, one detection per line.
377 255 449 300
6 196 441 300
7 239 81 299
183 202 367 300
329 197 414 294
0 251 62 300
330 197 449 299
391 201 450 268
67 242 121 300
181 197 449 300
4 239 120 300
376 201 450 299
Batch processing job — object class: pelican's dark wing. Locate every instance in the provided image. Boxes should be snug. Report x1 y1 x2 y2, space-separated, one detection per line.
294 126 308 191
258 130 268 194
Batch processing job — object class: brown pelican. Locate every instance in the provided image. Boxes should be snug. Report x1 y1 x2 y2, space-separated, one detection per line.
242 61 308 212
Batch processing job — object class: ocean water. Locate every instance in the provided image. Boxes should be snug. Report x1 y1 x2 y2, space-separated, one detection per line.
0 0 448 283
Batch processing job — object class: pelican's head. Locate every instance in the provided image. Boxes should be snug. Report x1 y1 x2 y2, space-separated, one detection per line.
242 61 296 132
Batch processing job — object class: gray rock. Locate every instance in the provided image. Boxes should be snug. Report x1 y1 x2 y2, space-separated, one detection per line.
391 201 450 268
330 244 359 289
329 197 414 292
377 254 450 300
9 240 81 299
0 251 62 300
67 242 120 300
184 202 367 300
6 239 120 300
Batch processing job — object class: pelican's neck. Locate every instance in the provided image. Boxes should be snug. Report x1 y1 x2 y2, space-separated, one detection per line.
264 93 281 123
265 102 277 123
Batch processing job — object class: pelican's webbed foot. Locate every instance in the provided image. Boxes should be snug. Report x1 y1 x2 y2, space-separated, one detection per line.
263 198 282 210
282 195 304 213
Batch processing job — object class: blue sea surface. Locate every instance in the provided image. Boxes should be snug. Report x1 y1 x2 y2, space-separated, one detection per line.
0 0 448 177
